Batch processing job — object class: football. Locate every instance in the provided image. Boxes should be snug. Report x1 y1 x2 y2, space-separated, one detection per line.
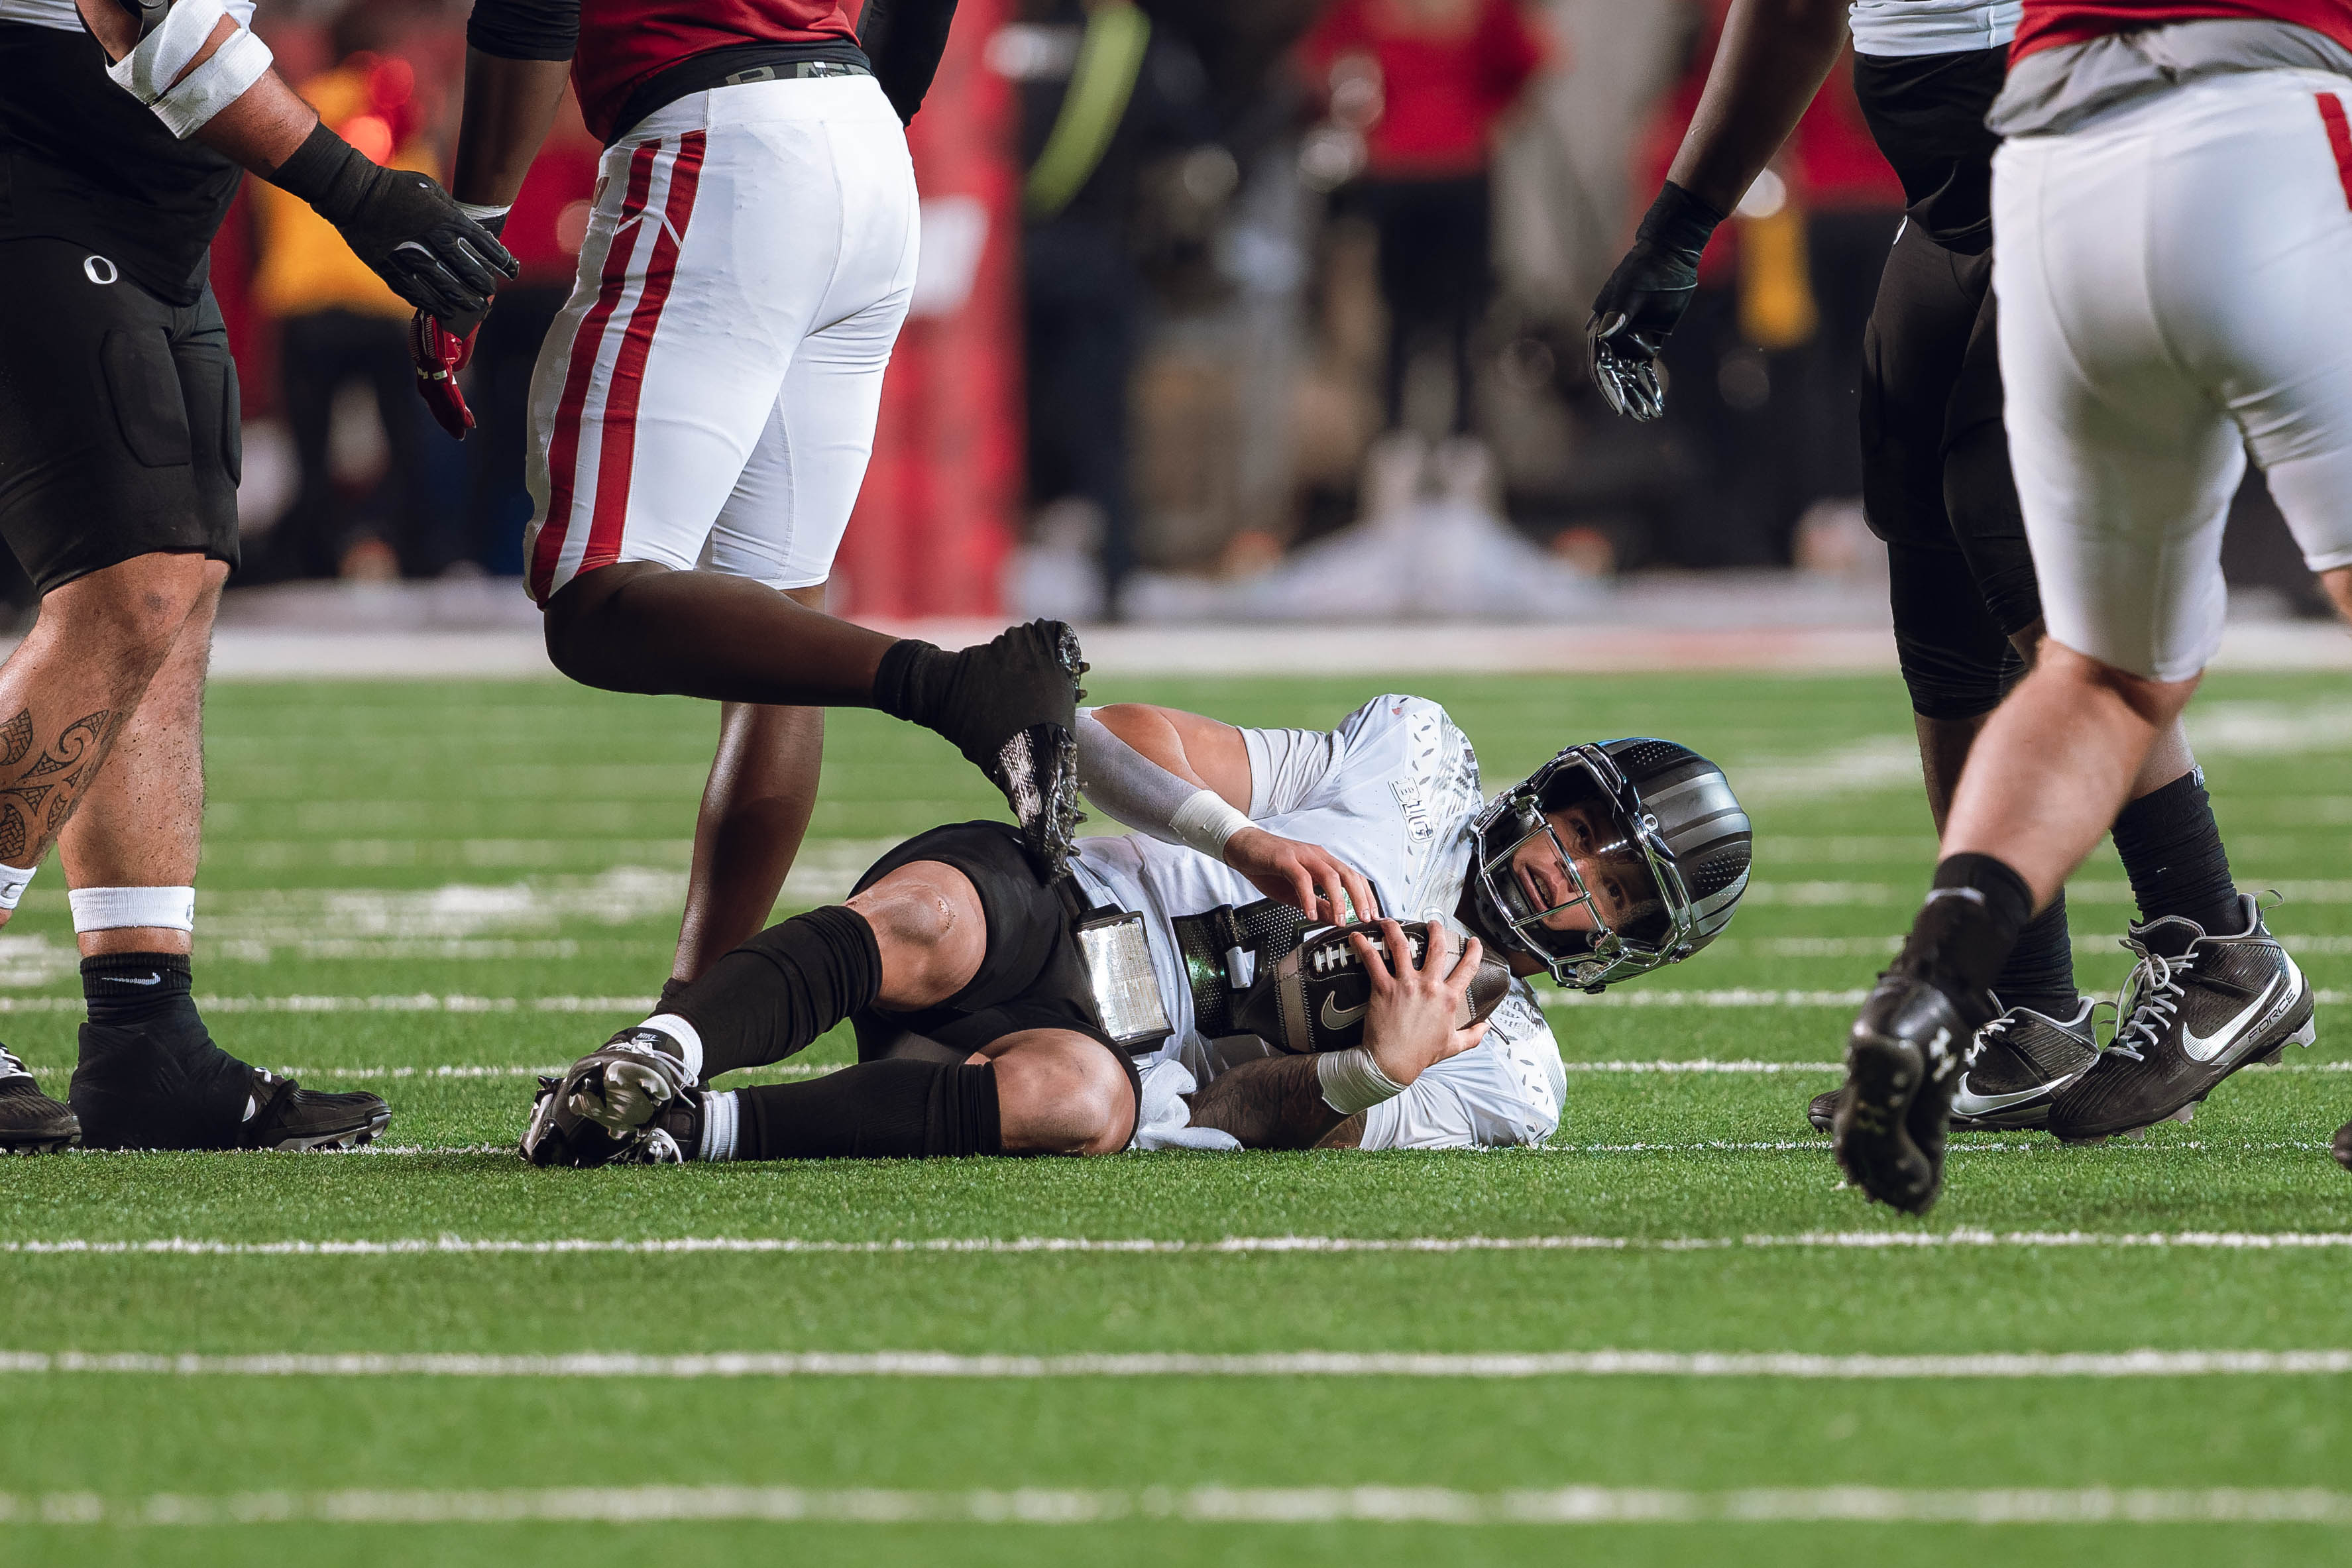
1233 921 1515 1054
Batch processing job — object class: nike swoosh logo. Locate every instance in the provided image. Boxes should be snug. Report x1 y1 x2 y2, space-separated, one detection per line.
1950 1076 2060 1116
2180 973 2284 1064
105 973 163 985
1320 994 1368 1032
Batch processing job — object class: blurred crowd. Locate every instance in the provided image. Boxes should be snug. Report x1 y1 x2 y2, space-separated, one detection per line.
87 0 2289 624
146 0 1915 607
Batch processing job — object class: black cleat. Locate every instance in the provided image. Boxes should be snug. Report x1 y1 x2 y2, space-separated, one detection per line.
1806 997 2099 1136
922 620 1088 881
2050 895 2315 1144
0 1046 79 1153
521 1025 694 1167
237 1068 390 1150
2335 1119 2351 1172
1833 972 1992 1214
522 1074 701 1167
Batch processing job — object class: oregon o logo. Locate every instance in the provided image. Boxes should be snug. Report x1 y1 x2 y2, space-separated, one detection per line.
84 255 119 286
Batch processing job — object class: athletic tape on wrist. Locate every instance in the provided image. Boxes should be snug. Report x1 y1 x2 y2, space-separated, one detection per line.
0 863 35 912
699 1088 738 1161
639 1011 705 1085
68 886 196 933
455 200 512 223
1317 1046 1405 1117
148 25 270 136
1170 789 1252 862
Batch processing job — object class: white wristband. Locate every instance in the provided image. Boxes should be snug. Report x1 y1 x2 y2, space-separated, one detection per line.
1169 789 1252 861
68 886 196 934
457 201 512 224
0 862 35 912
1317 1046 1405 1117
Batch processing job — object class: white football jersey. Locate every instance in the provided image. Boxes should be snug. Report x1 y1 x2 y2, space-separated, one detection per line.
1070 695 1567 1152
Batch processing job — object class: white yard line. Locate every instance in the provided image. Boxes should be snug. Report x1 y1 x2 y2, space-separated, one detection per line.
0 1349 2347 1382
10 1230 2352 1257
5 1483 2352 1526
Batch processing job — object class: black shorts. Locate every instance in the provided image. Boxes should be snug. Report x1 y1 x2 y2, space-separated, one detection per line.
848 820 1142 1135
0 237 241 596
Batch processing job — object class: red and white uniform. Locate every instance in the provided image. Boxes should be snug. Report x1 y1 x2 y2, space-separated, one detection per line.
523 74 917 604
1991 0 2352 678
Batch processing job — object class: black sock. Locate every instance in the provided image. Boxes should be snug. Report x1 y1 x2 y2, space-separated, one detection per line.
2111 769 2241 934
869 639 948 728
70 954 253 1150
1989 892 2079 1021
673 907 883 1076
1893 853 2036 1002
732 1060 1000 1159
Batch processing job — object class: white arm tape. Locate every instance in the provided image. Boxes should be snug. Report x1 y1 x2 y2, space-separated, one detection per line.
152 27 272 137
0 863 35 912
1317 1046 1405 1117
1170 789 1252 862
107 0 274 139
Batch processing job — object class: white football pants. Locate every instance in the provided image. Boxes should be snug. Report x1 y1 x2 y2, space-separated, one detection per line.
1993 69 2352 681
524 74 919 604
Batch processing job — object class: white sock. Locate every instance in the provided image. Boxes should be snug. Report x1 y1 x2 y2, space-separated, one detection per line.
639 1011 704 1083
699 1090 739 1161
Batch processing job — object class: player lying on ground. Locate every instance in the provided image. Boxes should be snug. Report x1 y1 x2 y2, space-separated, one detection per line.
0 0 523 1151
520 695 1752 1163
1836 2 2352 1213
1588 0 2292 1150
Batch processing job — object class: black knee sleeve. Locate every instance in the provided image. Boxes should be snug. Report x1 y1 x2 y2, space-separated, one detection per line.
675 906 882 1077
1943 413 2043 641
1887 539 2019 721
732 1059 1001 1160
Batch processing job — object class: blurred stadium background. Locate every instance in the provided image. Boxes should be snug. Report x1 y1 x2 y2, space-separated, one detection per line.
27 0 2341 651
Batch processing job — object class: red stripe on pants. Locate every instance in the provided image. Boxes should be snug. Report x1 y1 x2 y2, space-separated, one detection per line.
575 131 709 583
2319 92 2352 209
529 142 661 604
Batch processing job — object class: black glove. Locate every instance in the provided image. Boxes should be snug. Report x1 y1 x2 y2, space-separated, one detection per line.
1587 181 1726 421
270 123 519 327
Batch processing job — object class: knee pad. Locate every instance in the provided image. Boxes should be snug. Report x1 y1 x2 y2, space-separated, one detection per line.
1887 539 2018 721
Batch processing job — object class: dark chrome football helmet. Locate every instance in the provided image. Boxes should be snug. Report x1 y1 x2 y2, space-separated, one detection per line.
1461 737 1750 990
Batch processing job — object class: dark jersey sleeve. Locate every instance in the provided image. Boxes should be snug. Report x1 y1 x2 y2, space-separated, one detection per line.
858 0 958 123
468 0 582 62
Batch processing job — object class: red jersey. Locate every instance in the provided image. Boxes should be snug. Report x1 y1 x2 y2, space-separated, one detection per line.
2015 0 2352 59
1298 0 1546 179
573 0 859 141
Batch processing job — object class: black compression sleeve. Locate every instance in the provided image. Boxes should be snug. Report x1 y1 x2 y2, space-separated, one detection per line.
858 0 958 123
467 0 581 63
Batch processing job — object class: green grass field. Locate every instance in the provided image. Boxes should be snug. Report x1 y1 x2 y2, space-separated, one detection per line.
2 669 2348 1566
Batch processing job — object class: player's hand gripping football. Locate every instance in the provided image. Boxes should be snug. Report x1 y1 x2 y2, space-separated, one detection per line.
1587 181 1726 421
1225 826 1379 925
409 308 482 439
1350 918 1490 1088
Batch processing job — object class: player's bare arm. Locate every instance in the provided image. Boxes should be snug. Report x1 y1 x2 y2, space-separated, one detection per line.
75 0 515 325
1085 703 1378 921
1588 0 1847 418
1186 921 1490 1150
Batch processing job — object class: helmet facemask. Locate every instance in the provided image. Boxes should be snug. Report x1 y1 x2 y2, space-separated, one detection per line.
1467 746 1698 990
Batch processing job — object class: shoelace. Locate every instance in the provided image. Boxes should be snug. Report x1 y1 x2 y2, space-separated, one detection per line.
0 1045 28 1083
2110 948 2196 1062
